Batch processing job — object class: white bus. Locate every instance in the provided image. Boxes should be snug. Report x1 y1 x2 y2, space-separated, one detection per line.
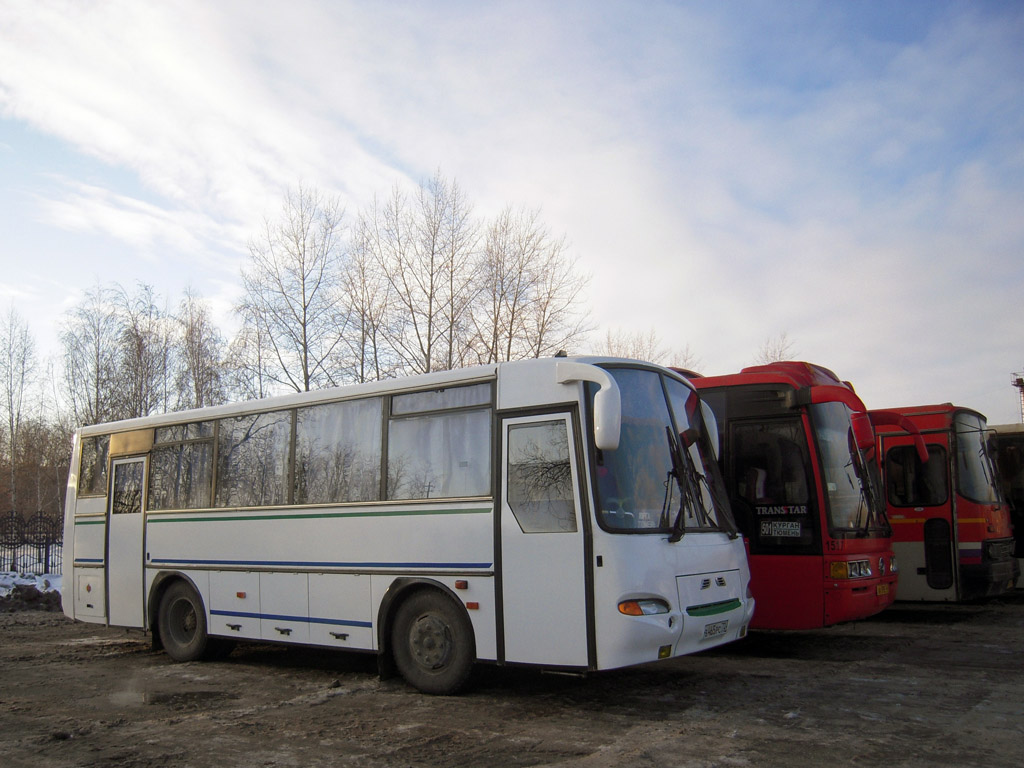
62 356 754 694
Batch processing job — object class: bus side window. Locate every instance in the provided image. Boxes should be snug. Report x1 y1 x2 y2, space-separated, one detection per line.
387 409 491 500
78 434 111 497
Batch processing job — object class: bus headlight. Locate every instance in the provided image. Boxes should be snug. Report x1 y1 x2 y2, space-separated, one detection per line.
830 560 872 579
618 599 670 616
890 555 899 574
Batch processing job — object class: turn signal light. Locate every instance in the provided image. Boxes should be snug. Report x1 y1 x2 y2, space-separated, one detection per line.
830 560 872 579
618 599 670 616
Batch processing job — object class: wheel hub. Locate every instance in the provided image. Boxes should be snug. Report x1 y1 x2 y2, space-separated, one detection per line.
409 614 452 669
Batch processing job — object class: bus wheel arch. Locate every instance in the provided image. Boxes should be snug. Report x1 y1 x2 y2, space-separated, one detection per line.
378 579 476 695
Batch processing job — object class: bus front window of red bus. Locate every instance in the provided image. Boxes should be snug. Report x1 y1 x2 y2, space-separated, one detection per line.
954 413 1000 504
728 418 816 551
808 401 882 536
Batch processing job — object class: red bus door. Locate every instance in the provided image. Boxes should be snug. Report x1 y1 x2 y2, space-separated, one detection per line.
880 432 957 601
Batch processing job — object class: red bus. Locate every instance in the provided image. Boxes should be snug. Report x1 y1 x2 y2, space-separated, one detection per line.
691 362 899 630
872 405 1018 601
989 423 1024 582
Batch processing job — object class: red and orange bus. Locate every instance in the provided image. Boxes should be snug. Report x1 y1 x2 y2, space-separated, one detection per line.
691 362 899 629
872 404 1018 601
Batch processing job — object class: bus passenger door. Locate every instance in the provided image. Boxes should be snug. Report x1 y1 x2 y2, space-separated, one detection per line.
881 434 957 601
500 414 589 667
106 457 147 627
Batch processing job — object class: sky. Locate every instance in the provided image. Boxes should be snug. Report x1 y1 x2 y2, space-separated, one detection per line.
1 0 1022 423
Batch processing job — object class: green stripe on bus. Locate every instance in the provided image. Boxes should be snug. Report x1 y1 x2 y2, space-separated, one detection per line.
147 507 492 524
74 519 106 525
686 598 742 617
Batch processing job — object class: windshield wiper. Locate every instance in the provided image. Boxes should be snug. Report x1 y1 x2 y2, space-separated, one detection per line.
665 427 687 543
660 468 675 529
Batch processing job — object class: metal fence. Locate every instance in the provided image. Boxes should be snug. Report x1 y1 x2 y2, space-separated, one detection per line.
0 512 63 575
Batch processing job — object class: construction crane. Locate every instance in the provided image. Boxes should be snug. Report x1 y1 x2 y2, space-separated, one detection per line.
1013 371 1024 422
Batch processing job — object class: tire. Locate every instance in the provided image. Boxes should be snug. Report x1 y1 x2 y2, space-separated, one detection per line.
391 590 475 695
158 580 213 662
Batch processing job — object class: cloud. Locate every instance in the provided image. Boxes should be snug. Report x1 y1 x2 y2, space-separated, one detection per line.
0 1 1022 421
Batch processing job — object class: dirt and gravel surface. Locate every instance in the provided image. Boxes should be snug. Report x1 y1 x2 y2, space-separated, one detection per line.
2 591 1023 768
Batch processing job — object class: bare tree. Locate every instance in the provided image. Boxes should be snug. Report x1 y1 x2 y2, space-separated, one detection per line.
471 207 590 362
344 210 397 382
519 230 591 358
115 283 173 419
755 331 796 365
238 184 349 392
0 307 36 512
175 288 225 409
667 343 703 374
599 327 668 362
374 174 479 374
60 284 122 426
224 305 273 401
471 207 544 363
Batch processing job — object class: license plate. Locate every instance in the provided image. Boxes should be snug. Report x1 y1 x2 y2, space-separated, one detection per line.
703 620 729 639
876 584 890 596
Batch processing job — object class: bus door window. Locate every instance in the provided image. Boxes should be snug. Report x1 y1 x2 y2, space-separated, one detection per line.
506 421 577 533
111 460 145 515
884 444 948 508
728 419 817 554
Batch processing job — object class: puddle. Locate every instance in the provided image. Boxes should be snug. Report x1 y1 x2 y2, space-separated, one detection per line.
110 689 240 710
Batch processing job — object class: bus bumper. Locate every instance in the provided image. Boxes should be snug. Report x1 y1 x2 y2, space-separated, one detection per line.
960 557 1020 601
823 575 899 625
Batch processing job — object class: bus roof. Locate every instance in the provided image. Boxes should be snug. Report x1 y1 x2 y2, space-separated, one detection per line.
990 423 1024 435
691 361 848 391
869 404 987 433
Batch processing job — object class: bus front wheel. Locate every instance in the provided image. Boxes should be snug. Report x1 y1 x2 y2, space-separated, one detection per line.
158 580 214 662
391 590 475 695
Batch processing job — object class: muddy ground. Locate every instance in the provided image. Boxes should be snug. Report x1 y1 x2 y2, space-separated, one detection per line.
2 593 1023 768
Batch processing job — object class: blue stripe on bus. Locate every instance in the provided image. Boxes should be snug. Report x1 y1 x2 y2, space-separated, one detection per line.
211 609 372 628
149 557 492 569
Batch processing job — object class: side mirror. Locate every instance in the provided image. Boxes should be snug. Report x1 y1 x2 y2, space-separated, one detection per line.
701 400 721 459
850 412 875 453
556 361 621 451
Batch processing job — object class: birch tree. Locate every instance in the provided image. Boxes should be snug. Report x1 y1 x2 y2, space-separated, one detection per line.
60 284 122 426
374 174 479 374
175 288 225 409
0 307 36 512
472 207 590 362
238 184 349 392
116 283 173 419
755 331 796 365
344 210 396 383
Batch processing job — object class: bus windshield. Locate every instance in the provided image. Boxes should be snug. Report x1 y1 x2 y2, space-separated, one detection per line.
954 412 1000 504
809 401 886 536
591 367 734 535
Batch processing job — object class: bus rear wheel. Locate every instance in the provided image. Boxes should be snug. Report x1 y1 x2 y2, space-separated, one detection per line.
391 590 474 695
158 580 215 662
